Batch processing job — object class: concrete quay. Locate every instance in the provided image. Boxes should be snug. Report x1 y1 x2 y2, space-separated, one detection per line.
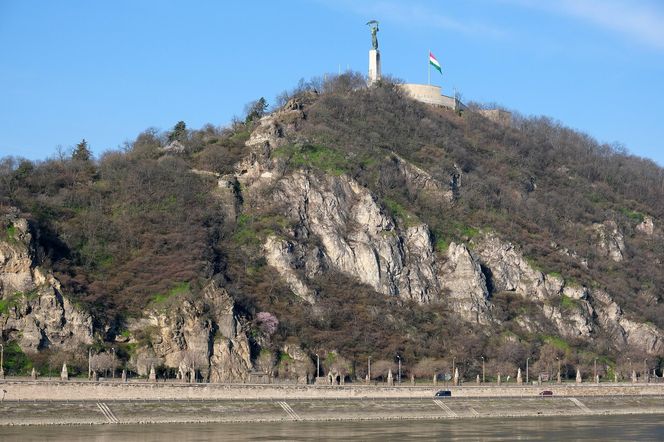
2 379 664 402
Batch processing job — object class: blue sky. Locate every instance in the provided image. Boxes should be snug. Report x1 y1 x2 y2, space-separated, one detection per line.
1 0 663 165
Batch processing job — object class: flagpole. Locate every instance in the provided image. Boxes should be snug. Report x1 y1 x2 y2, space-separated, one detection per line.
428 49 431 85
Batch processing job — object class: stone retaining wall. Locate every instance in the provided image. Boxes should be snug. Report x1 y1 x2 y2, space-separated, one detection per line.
2 380 664 401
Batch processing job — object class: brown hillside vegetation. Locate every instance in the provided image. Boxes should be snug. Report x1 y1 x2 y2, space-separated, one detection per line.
1 73 663 379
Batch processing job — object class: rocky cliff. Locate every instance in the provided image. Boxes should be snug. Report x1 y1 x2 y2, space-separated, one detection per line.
0 210 93 352
128 281 253 382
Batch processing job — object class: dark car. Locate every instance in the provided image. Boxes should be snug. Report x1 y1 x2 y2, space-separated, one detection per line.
435 390 452 397
539 390 554 396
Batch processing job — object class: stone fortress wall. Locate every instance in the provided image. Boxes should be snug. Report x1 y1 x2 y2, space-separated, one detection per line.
399 84 465 111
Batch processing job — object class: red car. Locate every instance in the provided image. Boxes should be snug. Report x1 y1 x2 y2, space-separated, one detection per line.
539 390 554 396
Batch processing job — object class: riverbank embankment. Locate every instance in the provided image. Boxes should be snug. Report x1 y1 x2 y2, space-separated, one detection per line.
2 380 664 401
2 381 664 426
1 396 664 426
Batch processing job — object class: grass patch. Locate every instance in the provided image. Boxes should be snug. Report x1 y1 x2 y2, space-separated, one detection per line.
461 226 479 239
543 335 570 352
560 294 578 310
274 144 350 176
151 281 191 304
619 208 644 224
383 198 419 227
6 224 16 239
233 213 291 247
435 238 450 254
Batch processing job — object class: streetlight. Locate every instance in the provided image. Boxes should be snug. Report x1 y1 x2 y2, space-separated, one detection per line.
88 348 92 380
481 356 485 383
526 357 530 385
556 357 560 383
111 348 116 379
368 356 371 382
397 355 401 384
452 357 456 377
644 359 648 383
0 343 4 378
315 353 320 380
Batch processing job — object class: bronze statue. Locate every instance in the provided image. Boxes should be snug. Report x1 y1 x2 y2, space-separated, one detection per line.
367 20 379 50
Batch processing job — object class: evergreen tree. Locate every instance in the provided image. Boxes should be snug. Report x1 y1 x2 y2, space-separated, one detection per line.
168 121 187 143
72 139 92 162
245 97 268 124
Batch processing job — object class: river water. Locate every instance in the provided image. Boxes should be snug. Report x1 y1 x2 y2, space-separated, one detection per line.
2 414 663 441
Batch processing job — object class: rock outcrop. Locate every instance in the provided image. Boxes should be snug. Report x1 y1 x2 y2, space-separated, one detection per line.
593 221 625 262
474 233 558 301
636 216 655 236
130 281 252 382
472 232 664 354
264 170 441 303
440 242 491 323
0 211 93 352
388 154 454 202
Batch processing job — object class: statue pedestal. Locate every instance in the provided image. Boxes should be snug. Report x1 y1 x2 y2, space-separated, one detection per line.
368 49 381 85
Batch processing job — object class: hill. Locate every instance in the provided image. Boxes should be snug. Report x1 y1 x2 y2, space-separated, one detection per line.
1 73 663 382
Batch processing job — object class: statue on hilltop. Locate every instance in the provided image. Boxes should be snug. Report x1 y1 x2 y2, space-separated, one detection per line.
367 20 379 50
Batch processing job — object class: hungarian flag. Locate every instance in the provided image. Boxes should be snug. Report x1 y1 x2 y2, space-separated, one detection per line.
429 51 442 74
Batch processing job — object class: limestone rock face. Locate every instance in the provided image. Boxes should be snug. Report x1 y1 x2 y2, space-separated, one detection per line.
132 281 252 382
263 235 318 303
470 232 664 353
388 154 454 202
591 290 664 354
542 303 594 339
235 101 306 187
268 170 440 303
440 242 491 323
593 221 625 262
474 233 554 301
619 319 664 354
0 212 93 352
636 216 655 235
276 343 315 383
0 216 33 293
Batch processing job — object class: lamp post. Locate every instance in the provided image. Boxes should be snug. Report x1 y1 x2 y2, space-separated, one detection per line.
644 359 648 383
0 343 4 378
397 355 401 384
315 353 320 380
481 356 485 383
627 357 631 380
111 348 116 379
368 356 371 382
452 357 456 377
526 357 530 385
556 357 560 382
88 348 92 380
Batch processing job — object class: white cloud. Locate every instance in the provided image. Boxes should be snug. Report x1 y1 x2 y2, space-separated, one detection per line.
509 0 664 50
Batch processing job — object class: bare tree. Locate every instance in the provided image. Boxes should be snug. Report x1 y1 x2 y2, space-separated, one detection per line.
179 349 208 382
90 353 117 377
412 357 447 379
369 360 396 380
